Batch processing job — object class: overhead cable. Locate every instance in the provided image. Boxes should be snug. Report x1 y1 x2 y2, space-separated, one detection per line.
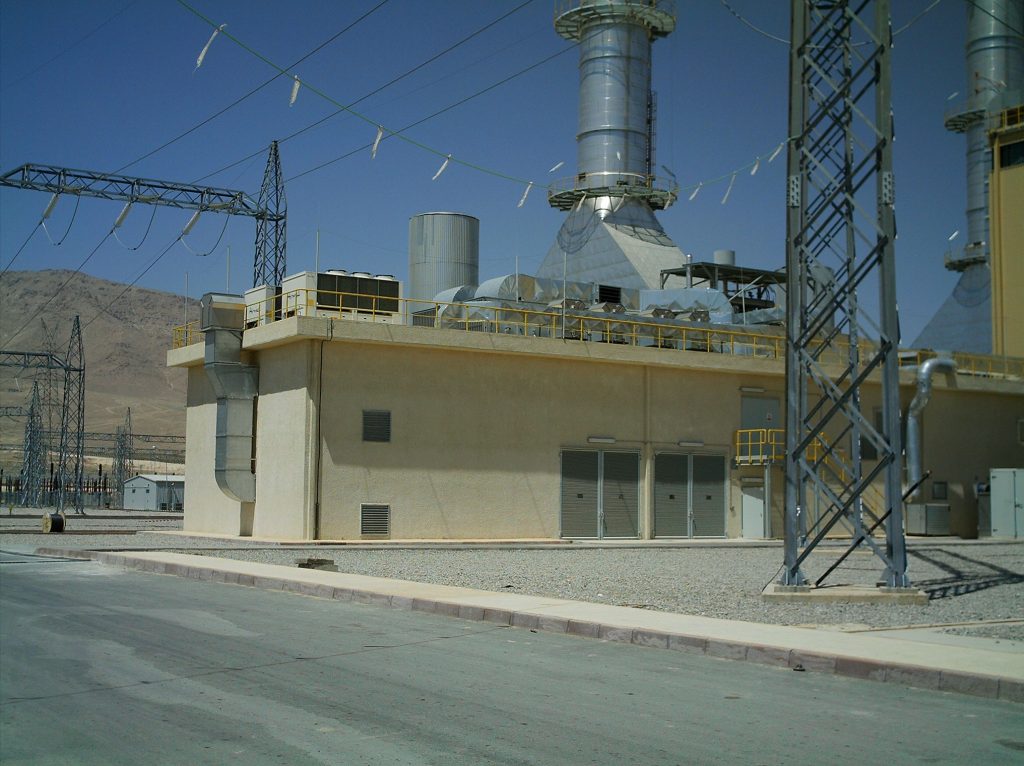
112 0 391 176
40 194 81 246
718 0 948 46
191 0 539 184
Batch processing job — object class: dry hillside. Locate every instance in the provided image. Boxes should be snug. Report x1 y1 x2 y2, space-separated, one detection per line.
0 270 194 454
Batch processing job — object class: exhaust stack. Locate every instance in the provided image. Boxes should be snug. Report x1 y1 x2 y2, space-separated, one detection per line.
538 1 686 290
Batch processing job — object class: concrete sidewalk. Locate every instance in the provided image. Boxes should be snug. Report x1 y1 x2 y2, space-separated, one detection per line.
37 547 1024 705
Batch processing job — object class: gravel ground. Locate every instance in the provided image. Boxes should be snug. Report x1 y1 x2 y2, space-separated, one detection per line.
3 515 1021 636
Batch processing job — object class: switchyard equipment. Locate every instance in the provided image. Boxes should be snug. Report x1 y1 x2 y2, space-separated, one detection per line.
782 0 907 587
0 141 288 290
0 317 86 515
18 382 45 507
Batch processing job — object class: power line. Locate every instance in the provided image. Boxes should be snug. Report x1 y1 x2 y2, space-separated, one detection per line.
2 230 115 345
287 43 576 183
0 0 140 90
81 233 185 332
718 0 949 45
0 221 42 278
192 0 538 185
111 0 391 177
963 0 1024 37
176 0 539 188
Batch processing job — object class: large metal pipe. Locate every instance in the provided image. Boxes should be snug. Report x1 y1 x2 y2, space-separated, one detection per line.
200 294 259 503
954 0 1024 262
906 357 957 498
555 1 675 190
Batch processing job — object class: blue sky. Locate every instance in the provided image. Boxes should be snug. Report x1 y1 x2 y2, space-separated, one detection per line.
1 1 969 344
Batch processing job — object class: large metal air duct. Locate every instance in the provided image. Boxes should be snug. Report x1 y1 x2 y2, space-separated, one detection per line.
200 293 259 503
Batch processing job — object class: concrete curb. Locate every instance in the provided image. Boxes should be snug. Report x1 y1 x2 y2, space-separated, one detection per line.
38 547 1023 705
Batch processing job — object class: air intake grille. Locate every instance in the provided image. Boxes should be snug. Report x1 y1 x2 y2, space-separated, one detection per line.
360 504 390 536
362 410 391 442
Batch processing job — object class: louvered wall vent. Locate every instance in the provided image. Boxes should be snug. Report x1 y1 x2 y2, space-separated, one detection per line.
360 504 391 536
362 410 391 442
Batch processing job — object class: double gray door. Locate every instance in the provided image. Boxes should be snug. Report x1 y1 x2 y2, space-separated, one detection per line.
560 450 639 538
654 453 726 537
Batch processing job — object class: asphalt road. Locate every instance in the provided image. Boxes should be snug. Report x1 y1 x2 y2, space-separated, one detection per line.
2 550 1022 766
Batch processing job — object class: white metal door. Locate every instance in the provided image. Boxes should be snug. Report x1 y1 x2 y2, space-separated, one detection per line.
741 485 765 538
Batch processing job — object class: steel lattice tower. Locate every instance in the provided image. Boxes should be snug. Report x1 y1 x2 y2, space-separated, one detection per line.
40 318 60 480
112 408 134 508
19 381 45 507
55 316 86 515
253 141 287 288
782 0 907 587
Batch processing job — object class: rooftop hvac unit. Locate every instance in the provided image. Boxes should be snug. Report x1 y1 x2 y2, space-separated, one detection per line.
280 270 403 324
243 285 280 328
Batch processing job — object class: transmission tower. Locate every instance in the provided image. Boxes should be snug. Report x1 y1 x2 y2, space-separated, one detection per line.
19 382 45 507
782 0 907 587
1 143 287 291
112 408 134 508
55 316 86 515
253 140 287 289
40 318 60 471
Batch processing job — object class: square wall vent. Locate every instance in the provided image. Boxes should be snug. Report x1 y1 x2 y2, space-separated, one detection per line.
360 504 390 537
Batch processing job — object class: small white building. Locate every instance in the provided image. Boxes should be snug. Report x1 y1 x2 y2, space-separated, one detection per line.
124 474 185 512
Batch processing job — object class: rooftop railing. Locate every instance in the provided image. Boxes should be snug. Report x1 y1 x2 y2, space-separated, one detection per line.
170 287 1024 381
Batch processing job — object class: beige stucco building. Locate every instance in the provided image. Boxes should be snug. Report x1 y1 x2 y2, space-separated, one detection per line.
169 312 1024 542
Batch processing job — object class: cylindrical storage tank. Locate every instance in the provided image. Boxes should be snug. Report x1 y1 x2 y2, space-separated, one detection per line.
713 249 736 266
408 213 480 314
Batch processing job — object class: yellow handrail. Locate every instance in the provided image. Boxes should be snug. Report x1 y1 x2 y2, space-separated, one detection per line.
168 286 1024 380
172 320 201 349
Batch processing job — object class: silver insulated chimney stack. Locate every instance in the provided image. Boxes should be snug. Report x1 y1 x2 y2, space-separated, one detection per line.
537 1 686 290
913 0 1023 353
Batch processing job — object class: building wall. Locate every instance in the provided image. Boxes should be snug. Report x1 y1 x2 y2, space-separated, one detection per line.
174 319 1024 541
991 122 1024 357
917 387 1024 537
314 341 792 540
252 341 318 540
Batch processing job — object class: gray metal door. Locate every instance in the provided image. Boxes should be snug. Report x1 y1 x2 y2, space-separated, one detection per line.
654 453 689 537
741 395 780 429
602 452 639 538
561 451 599 537
692 455 726 537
